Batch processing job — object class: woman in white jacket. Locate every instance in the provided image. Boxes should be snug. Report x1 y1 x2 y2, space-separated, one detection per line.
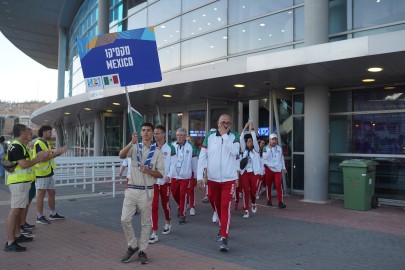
239 121 261 218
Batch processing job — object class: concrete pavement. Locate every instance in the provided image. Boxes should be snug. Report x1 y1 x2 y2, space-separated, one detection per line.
1 185 404 270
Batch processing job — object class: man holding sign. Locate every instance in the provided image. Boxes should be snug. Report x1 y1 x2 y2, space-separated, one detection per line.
119 123 164 264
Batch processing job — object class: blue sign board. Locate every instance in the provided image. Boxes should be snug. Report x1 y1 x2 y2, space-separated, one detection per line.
77 27 162 90
258 127 269 137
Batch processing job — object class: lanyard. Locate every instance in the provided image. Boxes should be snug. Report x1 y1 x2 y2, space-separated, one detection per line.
137 143 156 168
176 143 185 161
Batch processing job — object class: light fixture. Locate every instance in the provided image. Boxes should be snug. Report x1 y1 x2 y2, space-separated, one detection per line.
234 84 245 88
384 86 396 90
64 112 70 115
112 102 120 106
285 87 296 90
106 109 113 113
84 108 92 111
368 67 383 72
362 79 375 82
163 94 172 98
259 23 265 27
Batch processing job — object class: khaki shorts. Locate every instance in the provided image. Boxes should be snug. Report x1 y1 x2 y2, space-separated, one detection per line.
35 176 55 190
9 182 31 208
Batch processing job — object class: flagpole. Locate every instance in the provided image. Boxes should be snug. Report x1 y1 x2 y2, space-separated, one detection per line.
124 86 150 199
124 86 136 135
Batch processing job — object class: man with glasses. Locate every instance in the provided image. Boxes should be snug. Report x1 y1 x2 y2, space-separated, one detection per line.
197 114 240 252
170 128 197 225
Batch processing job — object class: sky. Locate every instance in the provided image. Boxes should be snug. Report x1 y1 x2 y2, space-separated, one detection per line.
0 32 58 103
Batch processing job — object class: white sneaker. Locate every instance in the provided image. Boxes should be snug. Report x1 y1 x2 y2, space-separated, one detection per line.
190 208 196 216
212 211 219 223
252 204 257 213
243 210 249 219
162 224 171 235
148 233 158 244
256 195 260 200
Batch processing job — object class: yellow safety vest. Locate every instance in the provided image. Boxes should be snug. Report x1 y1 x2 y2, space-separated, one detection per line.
6 140 36 185
33 138 56 177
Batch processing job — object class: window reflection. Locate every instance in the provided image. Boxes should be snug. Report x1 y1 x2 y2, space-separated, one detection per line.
182 0 227 39
158 44 180 72
294 7 304 41
182 0 214 12
126 0 147 16
181 29 227 66
353 0 405 29
148 0 181 26
155 18 180 48
229 0 293 24
229 11 293 55
127 8 147 29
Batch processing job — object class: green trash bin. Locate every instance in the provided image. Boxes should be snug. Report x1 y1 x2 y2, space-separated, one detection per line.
339 159 378 211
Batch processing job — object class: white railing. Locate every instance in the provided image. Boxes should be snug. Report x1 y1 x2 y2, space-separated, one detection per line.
53 156 124 197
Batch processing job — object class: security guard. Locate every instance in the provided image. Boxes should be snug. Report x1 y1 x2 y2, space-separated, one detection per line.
33 125 66 224
4 124 48 252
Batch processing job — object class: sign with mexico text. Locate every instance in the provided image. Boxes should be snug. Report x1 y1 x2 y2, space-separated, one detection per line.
77 27 162 91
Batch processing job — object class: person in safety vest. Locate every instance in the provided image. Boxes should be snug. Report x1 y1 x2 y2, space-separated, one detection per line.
34 125 66 225
4 124 48 252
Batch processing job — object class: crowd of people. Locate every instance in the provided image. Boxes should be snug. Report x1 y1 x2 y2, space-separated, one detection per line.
3 124 66 252
2 115 287 264
118 114 287 264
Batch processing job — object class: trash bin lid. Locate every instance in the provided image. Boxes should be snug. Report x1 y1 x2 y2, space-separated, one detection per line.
339 159 378 168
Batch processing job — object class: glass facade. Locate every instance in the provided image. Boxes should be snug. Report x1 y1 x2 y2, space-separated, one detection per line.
330 0 405 39
66 0 405 96
293 88 405 200
67 0 304 92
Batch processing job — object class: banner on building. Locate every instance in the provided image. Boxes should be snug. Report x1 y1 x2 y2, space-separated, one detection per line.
77 27 162 90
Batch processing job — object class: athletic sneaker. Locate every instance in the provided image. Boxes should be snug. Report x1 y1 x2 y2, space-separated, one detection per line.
252 204 257 213
49 213 65 220
266 200 273 207
121 246 139 263
215 231 221 242
19 226 32 235
162 224 171 235
212 211 218 223
36 216 50 224
243 210 249 219
219 237 229 252
23 222 36 230
202 196 209 203
190 208 196 216
278 202 287 209
138 251 148 264
179 216 186 225
148 233 158 244
15 234 33 243
4 241 26 252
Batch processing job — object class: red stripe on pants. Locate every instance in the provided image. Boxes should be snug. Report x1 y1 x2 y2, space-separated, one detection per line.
151 183 171 231
187 178 197 209
239 171 259 210
170 178 190 217
264 167 283 203
207 180 235 239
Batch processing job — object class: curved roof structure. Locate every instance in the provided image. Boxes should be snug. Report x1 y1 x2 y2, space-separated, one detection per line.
0 0 81 70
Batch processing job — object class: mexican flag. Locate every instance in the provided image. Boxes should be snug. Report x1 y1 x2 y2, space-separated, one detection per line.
128 105 144 136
